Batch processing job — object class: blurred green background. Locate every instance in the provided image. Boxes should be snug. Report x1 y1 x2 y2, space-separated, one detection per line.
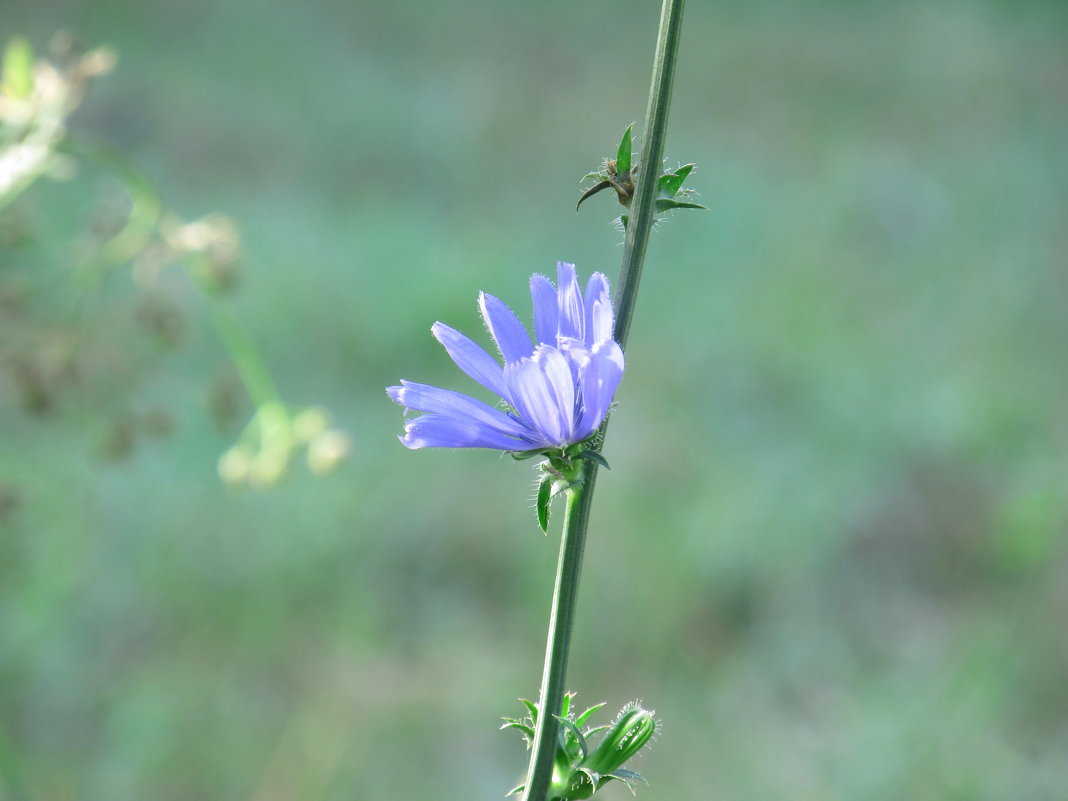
2 0 1067 799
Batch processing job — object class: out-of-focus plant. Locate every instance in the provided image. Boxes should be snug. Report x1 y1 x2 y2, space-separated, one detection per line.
0 34 349 486
0 34 114 207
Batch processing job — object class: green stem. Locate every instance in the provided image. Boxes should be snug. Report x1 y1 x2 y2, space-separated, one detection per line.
522 3 685 799
523 481 593 801
615 0 686 351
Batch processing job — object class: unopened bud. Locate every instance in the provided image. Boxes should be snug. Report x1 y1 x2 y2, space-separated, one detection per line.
581 704 656 777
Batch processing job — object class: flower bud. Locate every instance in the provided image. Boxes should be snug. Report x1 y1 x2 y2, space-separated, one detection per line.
580 704 656 778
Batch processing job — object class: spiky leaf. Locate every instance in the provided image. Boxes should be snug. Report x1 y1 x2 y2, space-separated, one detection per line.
574 702 607 729
556 715 590 760
576 179 613 211
561 692 574 718
576 450 610 470
610 767 648 795
654 198 708 212
501 719 535 739
510 447 550 461
658 163 695 195
520 698 539 722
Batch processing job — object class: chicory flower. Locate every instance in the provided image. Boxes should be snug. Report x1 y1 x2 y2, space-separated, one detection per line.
388 262 624 452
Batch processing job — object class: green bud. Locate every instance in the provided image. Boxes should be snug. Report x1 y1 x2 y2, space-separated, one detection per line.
580 704 657 778
504 696 657 801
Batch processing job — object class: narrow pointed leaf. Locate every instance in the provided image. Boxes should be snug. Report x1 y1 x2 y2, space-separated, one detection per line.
501 720 536 738
576 180 613 211
520 698 539 722
537 476 552 533
511 448 551 461
611 768 646 783
574 702 607 729
673 163 695 183
616 125 633 175
658 163 695 195
611 767 648 794
654 198 708 212
577 450 610 470
555 716 589 759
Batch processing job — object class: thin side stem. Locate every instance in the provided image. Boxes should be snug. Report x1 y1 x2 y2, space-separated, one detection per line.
615 0 686 351
194 272 284 411
523 482 593 801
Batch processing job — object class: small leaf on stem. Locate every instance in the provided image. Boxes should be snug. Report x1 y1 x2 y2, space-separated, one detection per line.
615 125 633 176
658 163 695 195
654 198 708 212
537 476 552 533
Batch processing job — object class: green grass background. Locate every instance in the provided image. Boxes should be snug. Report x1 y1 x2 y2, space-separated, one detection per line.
2 0 1067 799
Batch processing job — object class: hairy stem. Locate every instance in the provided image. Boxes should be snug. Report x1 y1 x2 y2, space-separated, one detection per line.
522 3 686 799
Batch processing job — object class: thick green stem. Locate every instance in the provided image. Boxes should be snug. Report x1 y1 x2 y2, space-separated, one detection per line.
522 3 685 799
522 482 594 801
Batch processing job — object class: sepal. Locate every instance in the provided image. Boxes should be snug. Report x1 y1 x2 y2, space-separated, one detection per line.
531 439 609 532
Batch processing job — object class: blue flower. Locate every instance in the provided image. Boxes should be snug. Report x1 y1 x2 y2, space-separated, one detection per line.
388 262 625 452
